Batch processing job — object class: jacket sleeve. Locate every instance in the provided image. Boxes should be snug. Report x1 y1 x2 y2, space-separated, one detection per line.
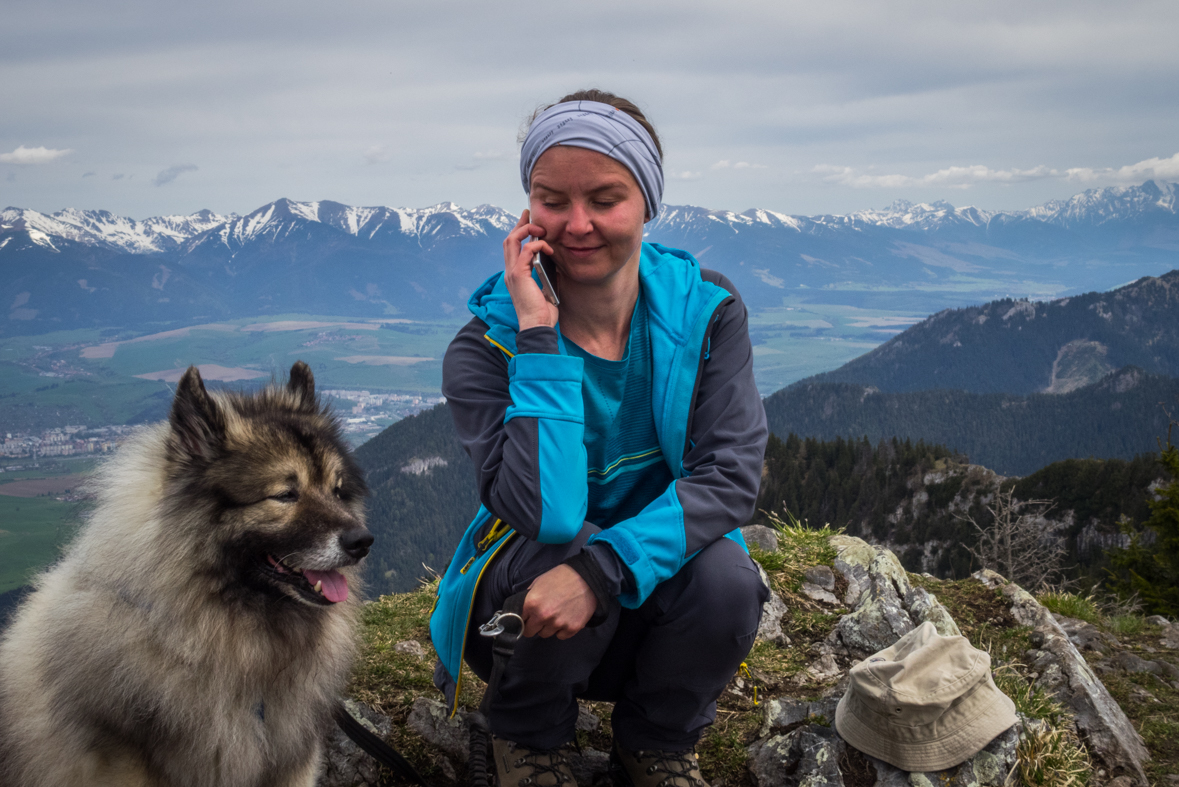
442 321 588 544
586 271 768 607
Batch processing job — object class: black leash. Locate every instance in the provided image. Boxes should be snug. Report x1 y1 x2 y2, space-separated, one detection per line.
333 590 528 787
468 590 529 787
333 702 432 787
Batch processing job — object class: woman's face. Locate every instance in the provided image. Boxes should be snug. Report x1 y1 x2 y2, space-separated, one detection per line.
528 146 647 289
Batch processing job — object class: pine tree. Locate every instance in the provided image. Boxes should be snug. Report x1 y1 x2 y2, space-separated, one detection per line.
1109 423 1179 616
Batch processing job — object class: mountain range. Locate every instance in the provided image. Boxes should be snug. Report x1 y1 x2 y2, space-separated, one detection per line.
805 269 1179 394
3 180 1178 334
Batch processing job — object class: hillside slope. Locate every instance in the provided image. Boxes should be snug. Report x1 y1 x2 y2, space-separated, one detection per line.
806 269 1179 394
352 403 477 592
762 366 1178 475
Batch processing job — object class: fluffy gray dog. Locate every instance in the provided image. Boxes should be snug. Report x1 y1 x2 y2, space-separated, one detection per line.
0 362 371 787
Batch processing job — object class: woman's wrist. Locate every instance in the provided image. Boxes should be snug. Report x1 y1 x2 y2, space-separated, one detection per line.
517 313 558 332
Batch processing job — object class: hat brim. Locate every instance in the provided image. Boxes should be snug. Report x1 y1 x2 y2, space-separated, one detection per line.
835 683 1017 772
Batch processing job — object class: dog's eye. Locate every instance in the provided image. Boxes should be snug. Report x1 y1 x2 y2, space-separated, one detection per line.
271 490 299 503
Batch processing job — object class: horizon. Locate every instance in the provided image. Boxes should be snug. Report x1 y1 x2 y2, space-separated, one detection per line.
8 177 1176 224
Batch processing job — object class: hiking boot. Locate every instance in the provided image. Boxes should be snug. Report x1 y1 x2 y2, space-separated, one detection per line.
610 746 707 787
492 735 577 787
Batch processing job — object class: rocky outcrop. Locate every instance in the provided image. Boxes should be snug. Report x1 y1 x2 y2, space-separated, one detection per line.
745 538 1022 787
973 569 1150 784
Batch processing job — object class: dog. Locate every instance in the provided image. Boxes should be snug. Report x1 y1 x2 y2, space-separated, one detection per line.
0 362 371 787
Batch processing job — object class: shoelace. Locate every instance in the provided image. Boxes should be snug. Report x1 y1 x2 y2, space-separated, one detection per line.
633 751 706 787
508 743 575 786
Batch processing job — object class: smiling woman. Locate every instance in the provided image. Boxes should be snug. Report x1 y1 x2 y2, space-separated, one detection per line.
429 90 771 787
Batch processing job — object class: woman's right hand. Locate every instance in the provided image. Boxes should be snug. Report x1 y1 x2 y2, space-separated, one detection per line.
503 209 559 331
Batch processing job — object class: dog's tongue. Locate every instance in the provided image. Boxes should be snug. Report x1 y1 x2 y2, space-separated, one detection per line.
304 569 348 603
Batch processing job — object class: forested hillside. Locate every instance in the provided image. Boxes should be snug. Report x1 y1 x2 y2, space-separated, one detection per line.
356 399 1172 594
762 366 1179 475
806 269 1179 394
353 403 476 594
755 431 1168 577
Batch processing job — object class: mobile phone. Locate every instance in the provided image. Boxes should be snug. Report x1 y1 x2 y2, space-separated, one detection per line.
531 245 560 306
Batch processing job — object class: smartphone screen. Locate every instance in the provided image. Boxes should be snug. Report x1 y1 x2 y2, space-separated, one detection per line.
532 248 560 306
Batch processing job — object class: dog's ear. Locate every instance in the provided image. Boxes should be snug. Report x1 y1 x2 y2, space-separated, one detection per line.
169 366 225 461
288 361 317 411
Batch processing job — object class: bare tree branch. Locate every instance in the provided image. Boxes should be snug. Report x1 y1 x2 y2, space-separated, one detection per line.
957 488 1067 592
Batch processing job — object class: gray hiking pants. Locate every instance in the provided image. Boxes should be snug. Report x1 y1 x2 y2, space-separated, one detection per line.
465 524 768 752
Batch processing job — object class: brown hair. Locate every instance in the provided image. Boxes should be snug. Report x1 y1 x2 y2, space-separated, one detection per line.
521 89 663 159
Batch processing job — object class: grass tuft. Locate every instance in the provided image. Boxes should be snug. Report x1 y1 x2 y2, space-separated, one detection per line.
992 663 1066 727
1015 723 1090 787
1103 614 1146 637
1038 591 1101 624
758 509 839 593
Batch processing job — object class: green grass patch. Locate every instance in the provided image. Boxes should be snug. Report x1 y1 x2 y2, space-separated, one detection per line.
1103 614 1146 637
0 495 80 592
1038 591 1102 624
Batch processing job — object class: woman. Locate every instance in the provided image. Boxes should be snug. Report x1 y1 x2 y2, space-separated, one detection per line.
430 90 769 787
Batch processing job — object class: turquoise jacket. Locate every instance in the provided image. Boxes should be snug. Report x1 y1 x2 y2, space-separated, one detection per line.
429 243 768 701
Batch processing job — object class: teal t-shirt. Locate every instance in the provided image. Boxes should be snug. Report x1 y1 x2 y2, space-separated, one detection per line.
564 292 675 528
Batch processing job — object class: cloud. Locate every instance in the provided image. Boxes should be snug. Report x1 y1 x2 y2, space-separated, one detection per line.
1065 153 1179 183
473 151 507 160
0 145 73 164
815 153 1179 189
82 171 96 178
670 170 702 181
111 173 124 180
153 164 198 186
711 160 767 171
363 145 390 164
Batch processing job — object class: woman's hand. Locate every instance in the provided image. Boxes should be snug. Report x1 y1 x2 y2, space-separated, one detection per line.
521 564 596 639
504 209 559 331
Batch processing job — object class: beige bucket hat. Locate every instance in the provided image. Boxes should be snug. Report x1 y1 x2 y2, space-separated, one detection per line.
835 621 1017 772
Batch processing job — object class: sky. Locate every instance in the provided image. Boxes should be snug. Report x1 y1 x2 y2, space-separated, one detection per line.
4 0 1179 220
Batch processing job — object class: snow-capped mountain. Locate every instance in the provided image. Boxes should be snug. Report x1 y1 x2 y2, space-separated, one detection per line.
0 206 233 253
2 182 1176 334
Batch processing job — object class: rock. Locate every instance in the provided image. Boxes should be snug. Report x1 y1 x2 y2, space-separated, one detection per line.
831 537 958 658
747 724 845 787
801 582 841 606
407 696 469 762
576 705 601 732
801 653 841 684
395 639 427 659
804 565 836 592
1055 615 1119 655
759 697 839 738
317 700 394 787
1162 627 1179 650
742 525 780 553
755 564 792 646
1112 651 1179 679
1145 615 1172 627
975 570 1151 785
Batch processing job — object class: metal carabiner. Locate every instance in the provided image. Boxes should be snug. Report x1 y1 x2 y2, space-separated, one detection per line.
479 611 523 638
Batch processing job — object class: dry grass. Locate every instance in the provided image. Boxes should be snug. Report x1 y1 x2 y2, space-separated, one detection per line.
1012 724 1090 787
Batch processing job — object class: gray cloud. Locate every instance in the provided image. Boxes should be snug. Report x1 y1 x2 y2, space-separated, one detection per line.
153 164 197 186
2 0 1178 216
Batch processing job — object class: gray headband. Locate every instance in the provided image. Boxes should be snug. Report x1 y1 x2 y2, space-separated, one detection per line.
520 100 664 221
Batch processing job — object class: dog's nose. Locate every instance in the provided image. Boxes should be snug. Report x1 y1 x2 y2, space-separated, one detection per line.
340 527 374 560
